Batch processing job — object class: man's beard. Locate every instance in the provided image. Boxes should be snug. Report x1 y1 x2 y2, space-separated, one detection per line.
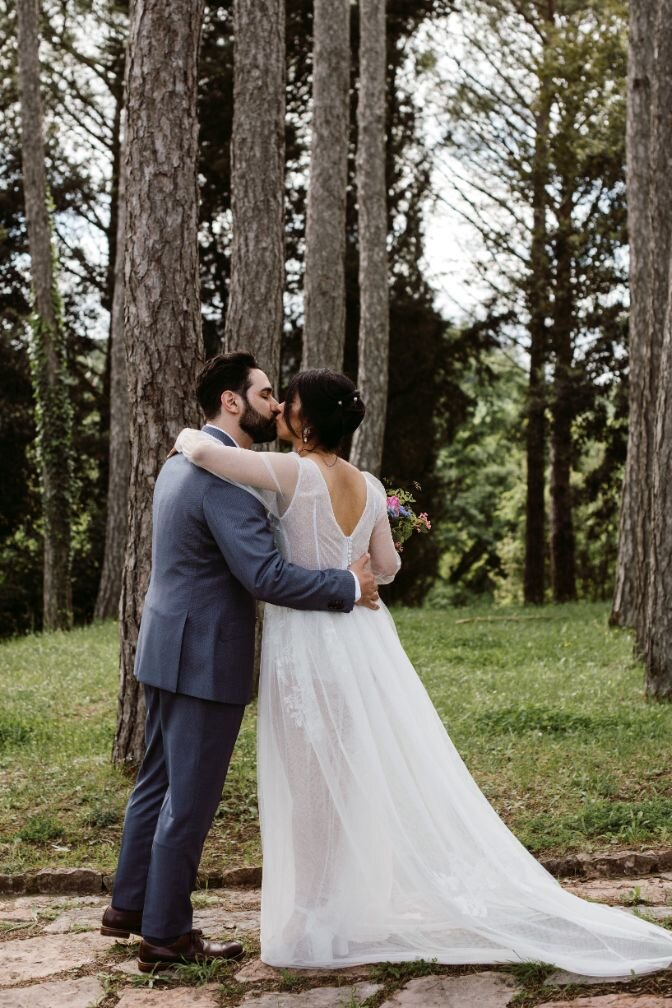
239 398 277 444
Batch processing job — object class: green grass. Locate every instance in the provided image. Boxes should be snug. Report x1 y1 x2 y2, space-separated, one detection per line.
0 602 671 876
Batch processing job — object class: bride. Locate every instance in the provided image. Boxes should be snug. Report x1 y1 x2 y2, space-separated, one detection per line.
175 367 672 976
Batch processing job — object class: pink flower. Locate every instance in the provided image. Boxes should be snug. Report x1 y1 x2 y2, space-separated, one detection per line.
387 495 401 517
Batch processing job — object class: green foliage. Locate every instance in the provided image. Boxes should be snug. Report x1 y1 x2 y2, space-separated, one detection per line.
371 959 438 983
476 705 600 736
428 345 626 603
278 968 304 991
507 961 556 987
19 814 64 843
0 715 32 751
517 798 672 853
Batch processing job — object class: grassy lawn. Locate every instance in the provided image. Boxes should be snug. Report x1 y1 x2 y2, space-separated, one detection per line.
0 601 671 877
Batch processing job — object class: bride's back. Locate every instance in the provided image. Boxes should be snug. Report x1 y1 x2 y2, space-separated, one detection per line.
274 456 378 572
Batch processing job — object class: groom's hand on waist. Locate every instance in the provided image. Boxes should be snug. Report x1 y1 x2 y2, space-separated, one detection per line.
349 553 379 610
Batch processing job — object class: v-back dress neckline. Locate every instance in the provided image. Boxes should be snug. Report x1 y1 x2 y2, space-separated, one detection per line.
298 455 370 540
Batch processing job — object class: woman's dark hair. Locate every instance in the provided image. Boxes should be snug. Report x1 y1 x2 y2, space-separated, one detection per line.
196 351 258 419
284 369 366 452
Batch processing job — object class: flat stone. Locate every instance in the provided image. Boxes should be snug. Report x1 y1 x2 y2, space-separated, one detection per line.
43 906 105 933
0 976 105 1008
111 957 141 976
545 849 672 880
632 905 672 922
199 866 262 888
234 958 373 984
0 894 105 922
380 973 519 1008
239 983 382 1007
193 907 260 933
0 931 111 986
193 887 261 910
545 969 636 987
32 869 103 895
565 875 672 907
115 986 220 1007
538 997 672 1008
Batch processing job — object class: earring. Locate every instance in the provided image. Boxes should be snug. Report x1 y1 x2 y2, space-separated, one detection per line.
302 427 311 443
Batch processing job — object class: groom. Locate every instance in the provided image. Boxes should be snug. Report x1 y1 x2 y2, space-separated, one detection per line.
101 351 378 971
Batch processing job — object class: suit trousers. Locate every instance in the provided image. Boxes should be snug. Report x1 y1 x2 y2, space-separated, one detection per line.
112 684 245 940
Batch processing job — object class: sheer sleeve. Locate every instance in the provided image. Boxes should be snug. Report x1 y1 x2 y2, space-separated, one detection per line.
174 428 299 514
363 473 401 585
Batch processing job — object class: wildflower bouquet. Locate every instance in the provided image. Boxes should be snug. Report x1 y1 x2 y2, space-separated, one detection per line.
385 485 431 552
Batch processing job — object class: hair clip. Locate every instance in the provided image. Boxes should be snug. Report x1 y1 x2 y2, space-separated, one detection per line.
337 399 343 405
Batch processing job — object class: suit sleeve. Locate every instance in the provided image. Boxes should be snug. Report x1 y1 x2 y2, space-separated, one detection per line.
202 480 356 613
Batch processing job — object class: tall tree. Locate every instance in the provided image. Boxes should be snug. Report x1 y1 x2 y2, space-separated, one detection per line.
95 119 129 620
114 0 206 766
301 0 350 371
641 0 672 698
16 0 74 631
223 0 285 388
349 0 389 476
523 59 551 605
439 0 627 604
611 0 659 633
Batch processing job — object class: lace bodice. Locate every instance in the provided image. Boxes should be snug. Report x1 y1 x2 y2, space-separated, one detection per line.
175 430 400 584
273 457 392 575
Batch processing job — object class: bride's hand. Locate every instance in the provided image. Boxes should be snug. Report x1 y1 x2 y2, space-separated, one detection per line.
350 553 379 611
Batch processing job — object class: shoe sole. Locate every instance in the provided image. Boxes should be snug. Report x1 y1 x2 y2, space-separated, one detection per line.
137 950 245 973
101 926 143 939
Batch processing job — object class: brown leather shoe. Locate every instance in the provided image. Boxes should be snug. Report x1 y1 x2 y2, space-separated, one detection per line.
137 930 244 972
100 905 143 938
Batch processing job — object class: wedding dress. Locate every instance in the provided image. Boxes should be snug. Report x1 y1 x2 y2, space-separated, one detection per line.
175 430 672 976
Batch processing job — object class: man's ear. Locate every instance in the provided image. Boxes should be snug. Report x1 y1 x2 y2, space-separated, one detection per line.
220 390 240 415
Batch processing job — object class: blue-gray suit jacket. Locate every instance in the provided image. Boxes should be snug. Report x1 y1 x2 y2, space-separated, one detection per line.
134 427 355 705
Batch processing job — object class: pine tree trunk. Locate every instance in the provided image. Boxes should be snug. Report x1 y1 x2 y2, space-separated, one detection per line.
301 0 350 371
223 0 285 390
611 0 657 630
643 0 672 698
523 93 550 605
16 0 74 631
349 0 388 476
95 118 129 621
113 0 206 767
550 188 577 603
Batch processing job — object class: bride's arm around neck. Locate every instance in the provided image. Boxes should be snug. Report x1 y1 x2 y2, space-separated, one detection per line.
174 428 298 497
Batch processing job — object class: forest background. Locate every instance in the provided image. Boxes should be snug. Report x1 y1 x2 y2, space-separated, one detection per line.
0 0 629 640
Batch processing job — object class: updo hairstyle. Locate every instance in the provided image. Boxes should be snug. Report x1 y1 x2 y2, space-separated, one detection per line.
284 369 366 453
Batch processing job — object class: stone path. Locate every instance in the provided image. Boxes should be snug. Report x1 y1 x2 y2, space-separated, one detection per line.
0 875 670 1007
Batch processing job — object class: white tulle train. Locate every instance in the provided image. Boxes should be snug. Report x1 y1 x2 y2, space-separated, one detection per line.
258 602 672 975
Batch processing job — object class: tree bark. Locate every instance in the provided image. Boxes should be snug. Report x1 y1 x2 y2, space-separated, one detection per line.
611 0 657 630
643 0 672 698
349 0 388 476
301 0 350 371
114 0 206 766
95 114 129 621
523 85 551 605
16 0 74 631
223 0 285 391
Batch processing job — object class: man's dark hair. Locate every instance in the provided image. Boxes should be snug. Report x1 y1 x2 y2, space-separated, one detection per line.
196 351 258 419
